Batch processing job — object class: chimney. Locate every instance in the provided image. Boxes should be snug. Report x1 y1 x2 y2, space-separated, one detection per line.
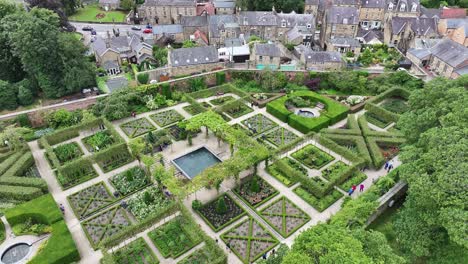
106 31 111 48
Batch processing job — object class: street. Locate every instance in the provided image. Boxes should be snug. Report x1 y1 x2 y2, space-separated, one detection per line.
71 22 143 45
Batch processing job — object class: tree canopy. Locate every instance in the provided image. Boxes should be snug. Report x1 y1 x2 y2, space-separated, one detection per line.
237 0 305 13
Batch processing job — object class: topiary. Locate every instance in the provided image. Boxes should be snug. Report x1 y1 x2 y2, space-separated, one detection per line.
250 176 260 193
216 196 227 214
143 191 153 205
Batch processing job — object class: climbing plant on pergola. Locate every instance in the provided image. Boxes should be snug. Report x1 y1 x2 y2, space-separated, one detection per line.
185 111 270 192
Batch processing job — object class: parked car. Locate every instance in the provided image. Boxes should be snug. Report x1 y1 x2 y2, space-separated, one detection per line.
146 24 152 29
143 29 152 34
131 26 141 31
91 30 97 35
82 26 93 31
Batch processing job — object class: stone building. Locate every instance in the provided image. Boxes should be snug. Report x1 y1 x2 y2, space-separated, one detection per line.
384 17 438 52
92 33 153 75
327 37 361 55
152 24 185 44
320 6 359 49
305 0 320 18
99 0 120 11
438 18 468 47
167 46 222 75
250 43 282 69
294 44 344 70
359 0 385 29
208 15 240 46
213 1 236 15
138 0 196 24
384 0 420 19
181 16 209 40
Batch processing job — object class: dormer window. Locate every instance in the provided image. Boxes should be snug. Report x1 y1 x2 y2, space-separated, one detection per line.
411 3 417 12
388 3 394 10
343 18 348 24
400 3 406 12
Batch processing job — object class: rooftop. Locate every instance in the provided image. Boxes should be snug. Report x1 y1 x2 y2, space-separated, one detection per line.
254 43 281 57
170 46 219 67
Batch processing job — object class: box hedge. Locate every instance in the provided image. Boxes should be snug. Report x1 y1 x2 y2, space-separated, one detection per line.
2 152 34 178
0 185 43 202
5 194 62 226
0 177 48 192
0 150 25 175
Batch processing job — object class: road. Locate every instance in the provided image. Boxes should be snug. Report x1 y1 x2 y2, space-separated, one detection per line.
71 22 144 45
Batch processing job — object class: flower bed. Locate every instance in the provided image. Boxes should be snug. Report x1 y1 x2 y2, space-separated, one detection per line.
147 216 202 259
126 187 173 221
120 118 156 138
68 182 115 219
53 142 83 165
209 95 235 105
82 206 131 248
241 114 278 136
196 194 246 231
56 159 98 189
321 161 349 182
110 166 150 196
222 101 253 119
82 131 115 153
338 171 368 191
266 157 306 187
183 104 205 115
150 109 184 127
142 130 172 154
263 127 299 147
111 237 159 264
380 97 408 114
234 176 278 208
291 144 335 169
259 196 310 237
221 217 278 264
294 186 343 212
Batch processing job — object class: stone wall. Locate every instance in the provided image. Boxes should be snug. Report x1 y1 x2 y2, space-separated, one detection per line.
365 181 408 227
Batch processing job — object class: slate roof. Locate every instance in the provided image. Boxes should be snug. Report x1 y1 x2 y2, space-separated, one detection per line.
152 24 183 35
446 18 468 29
420 7 440 19
305 0 320 4
239 11 278 26
224 38 243 47
361 0 385 8
277 12 315 28
170 46 219 66
391 17 437 36
357 29 384 43
387 0 420 13
208 15 237 38
430 38 468 68
328 6 359 24
333 0 360 6
454 65 468 75
213 1 235 8
254 43 281 57
181 16 208 27
142 0 194 6
407 48 431 60
305 51 342 63
413 38 442 49
330 37 361 47
93 34 151 57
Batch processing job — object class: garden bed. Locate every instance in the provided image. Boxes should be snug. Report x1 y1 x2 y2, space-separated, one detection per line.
95 145 134 173
263 127 299 147
266 157 306 187
141 130 172 154
321 161 349 182
291 144 335 169
82 131 115 153
110 166 151 196
221 217 278 264
120 118 156 138
241 114 278 136
126 187 174 221
196 194 246 232
183 104 205 116
294 186 343 212
209 95 236 105
111 237 159 264
53 142 83 165
259 196 310 237
365 112 392 129
222 101 253 119
56 159 98 189
338 171 368 191
380 97 409 114
68 182 115 219
147 216 202 259
233 176 278 208
150 109 184 127
82 206 132 248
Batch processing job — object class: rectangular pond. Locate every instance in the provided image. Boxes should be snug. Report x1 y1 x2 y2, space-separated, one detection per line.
172 147 222 179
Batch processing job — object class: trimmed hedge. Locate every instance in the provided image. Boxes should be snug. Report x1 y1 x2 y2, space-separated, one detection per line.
0 185 43 202
266 95 290 122
56 158 98 189
366 136 406 168
289 114 330 134
5 194 63 226
320 134 371 167
0 177 48 192
0 150 26 175
0 151 13 163
43 118 104 146
93 143 133 173
365 103 399 124
2 152 34 178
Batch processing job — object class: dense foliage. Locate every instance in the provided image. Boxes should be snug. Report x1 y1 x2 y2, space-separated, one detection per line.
237 0 305 13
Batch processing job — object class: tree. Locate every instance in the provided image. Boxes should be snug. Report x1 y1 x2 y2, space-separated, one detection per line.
161 83 172 99
120 0 134 11
257 244 290 264
216 196 227 214
0 125 31 151
27 0 72 29
137 73 149 84
182 40 197 48
250 176 260 193
16 80 34 106
129 137 146 163
0 80 18 110
152 46 168 67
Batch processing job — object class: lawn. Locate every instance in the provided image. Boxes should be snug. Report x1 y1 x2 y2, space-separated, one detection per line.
70 4 127 23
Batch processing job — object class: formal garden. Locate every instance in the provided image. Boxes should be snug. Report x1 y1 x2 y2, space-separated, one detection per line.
1 69 448 264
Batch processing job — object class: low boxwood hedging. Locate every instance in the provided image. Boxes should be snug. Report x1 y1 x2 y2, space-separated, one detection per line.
0 151 13 163
93 143 134 173
0 185 43 202
320 134 371 167
289 114 330 134
0 177 48 192
56 158 98 189
0 150 26 175
2 152 34 178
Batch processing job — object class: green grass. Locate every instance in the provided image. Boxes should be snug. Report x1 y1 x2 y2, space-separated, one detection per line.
96 76 109 93
0 220 5 244
70 4 127 23
5 194 63 226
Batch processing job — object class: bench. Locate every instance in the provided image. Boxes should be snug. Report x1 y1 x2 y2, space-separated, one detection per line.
317 102 325 110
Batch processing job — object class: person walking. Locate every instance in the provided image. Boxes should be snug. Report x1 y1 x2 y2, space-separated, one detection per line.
59 204 65 214
348 188 354 196
384 160 389 170
352 185 357 192
360 184 364 192
388 163 394 173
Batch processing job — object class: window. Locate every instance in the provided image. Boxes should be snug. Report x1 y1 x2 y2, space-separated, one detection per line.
388 3 394 10
270 56 273 62
259 56 263 61
411 3 417 12
343 18 348 24
307 24 312 29
400 3 406 12
281 21 286 27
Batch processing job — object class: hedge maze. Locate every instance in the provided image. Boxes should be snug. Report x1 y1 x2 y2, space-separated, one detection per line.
120 117 156 138
68 182 116 219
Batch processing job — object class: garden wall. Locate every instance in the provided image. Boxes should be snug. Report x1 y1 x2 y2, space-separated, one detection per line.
365 181 407 227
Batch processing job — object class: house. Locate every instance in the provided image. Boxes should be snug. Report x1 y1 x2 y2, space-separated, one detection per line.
384 17 438 52
357 28 383 44
384 0 420 19
93 33 153 75
191 29 209 46
250 43 282 69
439 7 466 19
138 0 196 24
429 39 468 78
359 0 385 29
438 18 468 47
181 16 209 40
238 11 279 41
213 1 236 15
327 37 361 55
305 0 320 18
320 6 359 49
208 15 239 46
167 46 222 75
294 45 344 70
420 7 441 20
218 38 250 62
99 0 120 11
152 24 185 44
196 2 215 16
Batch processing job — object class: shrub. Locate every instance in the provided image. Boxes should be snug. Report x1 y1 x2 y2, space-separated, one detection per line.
0 177 48 192
16 114 31 127
137 73 149 84
266 96 290 122
216 71 226 85
161 83 172 99
192 200 203 210
250 176 260 193
0 185 43 202
216 196 227 214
